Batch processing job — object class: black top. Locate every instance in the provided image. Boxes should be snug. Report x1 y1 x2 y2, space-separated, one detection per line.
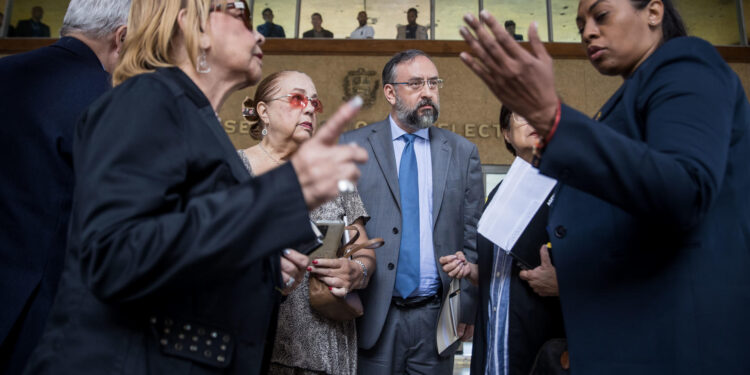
302 28 333 38
24 67 315 374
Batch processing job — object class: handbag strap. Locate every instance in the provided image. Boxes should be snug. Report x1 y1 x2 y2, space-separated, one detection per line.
339 225 385 258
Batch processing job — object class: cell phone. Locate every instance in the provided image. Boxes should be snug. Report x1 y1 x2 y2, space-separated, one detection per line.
308 220 346 259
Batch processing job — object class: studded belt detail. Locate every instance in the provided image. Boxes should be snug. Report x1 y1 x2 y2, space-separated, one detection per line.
149 316 234 368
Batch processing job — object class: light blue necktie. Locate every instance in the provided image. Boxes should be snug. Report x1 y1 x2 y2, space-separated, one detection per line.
395 133 420 298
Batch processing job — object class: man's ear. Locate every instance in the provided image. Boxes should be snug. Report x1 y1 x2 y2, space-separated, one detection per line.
383 84 397 106
113 25 127 55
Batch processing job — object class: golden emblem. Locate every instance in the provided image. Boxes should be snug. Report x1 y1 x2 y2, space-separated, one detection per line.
342 68 379 109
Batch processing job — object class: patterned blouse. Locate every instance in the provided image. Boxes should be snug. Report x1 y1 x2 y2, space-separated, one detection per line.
238 150 369 375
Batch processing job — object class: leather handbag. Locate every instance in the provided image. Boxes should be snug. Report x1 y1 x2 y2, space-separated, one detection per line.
309 224 384 321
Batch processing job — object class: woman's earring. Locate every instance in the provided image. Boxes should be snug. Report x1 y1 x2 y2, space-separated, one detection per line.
261 127 268 136
197 49 211 74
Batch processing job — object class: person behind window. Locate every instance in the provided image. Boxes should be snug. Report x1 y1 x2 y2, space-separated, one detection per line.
460 0 750 373
396 8 427 40
349 11 374 39
22 0 369 373
504 20 523 41
240 70 375 375
303 13 333 38
257 7 285 38
14 6 50 37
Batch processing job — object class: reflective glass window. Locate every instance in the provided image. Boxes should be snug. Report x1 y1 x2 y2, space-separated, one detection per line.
253 0 297 38
366 0 430 39
435 0 478 40
299 0 365 39
484 0 550 42
2 0 67 38
551 0 580 42
677 0 741 45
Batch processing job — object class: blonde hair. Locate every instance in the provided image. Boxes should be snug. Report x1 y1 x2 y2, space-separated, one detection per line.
113 0 221 86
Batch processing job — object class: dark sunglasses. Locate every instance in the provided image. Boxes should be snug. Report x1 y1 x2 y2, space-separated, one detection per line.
271 93 324 113
209 1 252 31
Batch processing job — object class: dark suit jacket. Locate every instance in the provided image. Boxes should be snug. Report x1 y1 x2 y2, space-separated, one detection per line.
14 19 50 37
0 37 111 374
302 28 333 38
340 119 483 351
471 184 564 375
538 37 750 374
23 67 315 374
257 22 285 38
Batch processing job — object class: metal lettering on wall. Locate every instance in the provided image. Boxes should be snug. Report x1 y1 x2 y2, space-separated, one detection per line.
342 68 379 109
222 120 502 139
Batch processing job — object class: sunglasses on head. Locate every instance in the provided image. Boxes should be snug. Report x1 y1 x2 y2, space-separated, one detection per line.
271 93 324 113
209 0 252 31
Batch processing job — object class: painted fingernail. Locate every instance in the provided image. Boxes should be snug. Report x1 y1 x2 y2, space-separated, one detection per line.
307 267 312 272
328 286 333 290
282 248 291 255
348 96 363 109
312 260 318 265
480 10 489 18
464 13 474 22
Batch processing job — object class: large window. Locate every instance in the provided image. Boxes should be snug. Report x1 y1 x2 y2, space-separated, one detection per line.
484 0 550 42
1 0 749 45
252 0 297 38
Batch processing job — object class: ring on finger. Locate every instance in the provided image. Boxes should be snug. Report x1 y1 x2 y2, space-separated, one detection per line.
285 277 295 288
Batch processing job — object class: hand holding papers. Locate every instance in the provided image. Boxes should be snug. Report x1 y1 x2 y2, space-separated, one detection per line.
477 157 557 265
436 278 462 356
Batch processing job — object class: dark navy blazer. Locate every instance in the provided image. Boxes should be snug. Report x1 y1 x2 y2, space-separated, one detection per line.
0 37 111 374
539 37 750 374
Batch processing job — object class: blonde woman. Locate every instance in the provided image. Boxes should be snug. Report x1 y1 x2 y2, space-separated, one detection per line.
23 1 368 373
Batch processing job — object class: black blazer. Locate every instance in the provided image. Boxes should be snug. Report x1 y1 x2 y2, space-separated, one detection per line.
470 184 564 375
0 37 111 374
539 37 750 374
24 68 315 374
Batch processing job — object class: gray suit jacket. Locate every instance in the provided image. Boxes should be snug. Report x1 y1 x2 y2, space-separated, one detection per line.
340 119 483 351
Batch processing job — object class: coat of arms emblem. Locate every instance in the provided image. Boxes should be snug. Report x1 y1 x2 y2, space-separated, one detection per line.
342 68 379 109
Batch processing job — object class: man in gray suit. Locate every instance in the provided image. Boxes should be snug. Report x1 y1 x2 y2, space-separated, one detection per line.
340 49 483 374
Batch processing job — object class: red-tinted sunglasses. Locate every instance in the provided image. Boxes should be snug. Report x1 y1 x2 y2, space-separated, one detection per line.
271 93 324 113
209 1 252 31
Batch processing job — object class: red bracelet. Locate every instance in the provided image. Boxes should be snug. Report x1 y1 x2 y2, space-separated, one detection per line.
531 99 562 167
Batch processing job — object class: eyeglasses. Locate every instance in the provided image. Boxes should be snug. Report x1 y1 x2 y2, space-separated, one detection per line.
209 1 252 31
271 93 324 113
388 78 444 91
512 113 529 125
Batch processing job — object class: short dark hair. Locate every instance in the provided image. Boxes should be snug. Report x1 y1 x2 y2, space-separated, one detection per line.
504 20 515 27
407 8 418 15
499 105 516 156
630 0 686 42
382 49 431 87
262 8 272 15
312 12 321 19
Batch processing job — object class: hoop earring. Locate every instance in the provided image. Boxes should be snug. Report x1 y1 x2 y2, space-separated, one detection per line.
261 127 268 136
197 49 211 74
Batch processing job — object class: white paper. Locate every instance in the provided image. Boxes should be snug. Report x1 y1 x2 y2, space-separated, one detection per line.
436 278 461 355
477 157 557 253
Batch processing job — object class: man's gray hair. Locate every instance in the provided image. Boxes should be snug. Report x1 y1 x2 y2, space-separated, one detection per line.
60 0 131 39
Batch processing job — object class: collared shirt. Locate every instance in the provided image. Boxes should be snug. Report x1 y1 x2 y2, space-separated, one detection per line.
257 22 285 38
350 25 374 39
389 116 440 297
486 245 513 375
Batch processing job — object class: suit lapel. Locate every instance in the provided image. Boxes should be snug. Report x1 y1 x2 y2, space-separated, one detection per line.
594 83 626 122
197 106 252 183
430 128 451 228
367 121 401 210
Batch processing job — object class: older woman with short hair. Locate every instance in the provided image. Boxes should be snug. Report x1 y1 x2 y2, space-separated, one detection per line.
239 70 375 375
23 1 367 374
461 0 750 373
